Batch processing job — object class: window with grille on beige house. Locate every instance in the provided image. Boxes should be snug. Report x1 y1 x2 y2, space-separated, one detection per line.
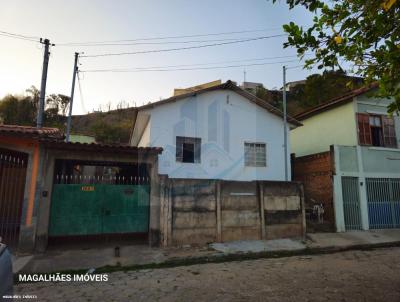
357 113 397 148
244 142 267 167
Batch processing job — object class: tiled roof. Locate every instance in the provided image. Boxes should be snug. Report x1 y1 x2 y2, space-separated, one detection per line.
294 83 379 121
40 139 163 154
0 124 63 139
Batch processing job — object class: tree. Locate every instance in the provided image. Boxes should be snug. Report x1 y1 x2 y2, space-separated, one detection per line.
0 86 70 127
90 119 131 144
274 0 400 113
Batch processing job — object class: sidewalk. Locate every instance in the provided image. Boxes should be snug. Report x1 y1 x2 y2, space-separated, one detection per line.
15 229 400 274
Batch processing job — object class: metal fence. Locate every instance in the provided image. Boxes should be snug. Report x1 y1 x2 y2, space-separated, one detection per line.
54 174 150 185
0 152 28 249
366 178 400 229
342 176 362 230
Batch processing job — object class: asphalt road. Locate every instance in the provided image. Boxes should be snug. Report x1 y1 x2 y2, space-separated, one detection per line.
15 247 400 302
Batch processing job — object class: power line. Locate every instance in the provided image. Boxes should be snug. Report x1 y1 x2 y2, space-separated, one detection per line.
81 34 287 58
0 29 41 39
286 64 304 70
0 32 40 43
82 54 310 72
58 28 282 45
57 36 278 47
81 59 300 73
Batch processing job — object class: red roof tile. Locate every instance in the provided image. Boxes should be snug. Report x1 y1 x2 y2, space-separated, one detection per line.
40 139 163 154
0 124 63 139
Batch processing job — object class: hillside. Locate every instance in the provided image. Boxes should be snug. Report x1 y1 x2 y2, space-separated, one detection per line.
70 107 137 144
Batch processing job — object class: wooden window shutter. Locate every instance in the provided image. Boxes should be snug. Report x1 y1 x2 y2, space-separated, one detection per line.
382 116 397 148
357 113 372 145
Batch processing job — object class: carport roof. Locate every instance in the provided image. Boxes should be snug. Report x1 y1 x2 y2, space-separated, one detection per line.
40 139 163 154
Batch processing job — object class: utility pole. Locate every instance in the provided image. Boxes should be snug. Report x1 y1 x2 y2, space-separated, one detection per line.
66 52 79 142
243 69 247 83
283 65 288 181
37 38 51 128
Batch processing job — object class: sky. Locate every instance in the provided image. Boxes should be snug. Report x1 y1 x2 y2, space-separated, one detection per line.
0 0 320 115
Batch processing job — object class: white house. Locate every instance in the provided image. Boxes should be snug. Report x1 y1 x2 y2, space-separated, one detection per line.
130 81 301 181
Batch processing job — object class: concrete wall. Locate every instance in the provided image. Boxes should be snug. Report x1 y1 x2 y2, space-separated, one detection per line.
292 151 335 230
143 89 291 181
138 121 150 147
263 182 304 239
221 181 261 242
291 102 358 156
160 178 305 247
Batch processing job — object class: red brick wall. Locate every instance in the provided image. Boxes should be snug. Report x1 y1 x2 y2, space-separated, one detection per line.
291 150 334 230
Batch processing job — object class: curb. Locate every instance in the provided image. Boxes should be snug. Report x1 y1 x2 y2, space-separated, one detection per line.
14 240 400 283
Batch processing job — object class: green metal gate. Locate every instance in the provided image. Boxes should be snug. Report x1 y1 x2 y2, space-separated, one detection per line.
342 176 362 230
49 184 150 237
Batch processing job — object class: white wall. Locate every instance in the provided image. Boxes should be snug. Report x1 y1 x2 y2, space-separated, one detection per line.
143 90 290 181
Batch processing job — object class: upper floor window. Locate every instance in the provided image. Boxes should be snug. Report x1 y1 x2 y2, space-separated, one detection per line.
244 142 266 167
176 136 201 163
357 113 397 148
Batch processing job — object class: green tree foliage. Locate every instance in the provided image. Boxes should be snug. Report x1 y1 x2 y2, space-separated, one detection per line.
255 70 363 114
0 86 38 126
274 0 400 113
0 86 70 127
90 118 131 144
291 70 363 107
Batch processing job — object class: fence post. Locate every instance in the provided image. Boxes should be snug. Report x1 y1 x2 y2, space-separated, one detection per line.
299 183 306 238
216 180 222 242
356 145 369 230
167 179 173 246
259 181 266 240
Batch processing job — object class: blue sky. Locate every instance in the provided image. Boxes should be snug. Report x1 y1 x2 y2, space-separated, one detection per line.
0 0 319 114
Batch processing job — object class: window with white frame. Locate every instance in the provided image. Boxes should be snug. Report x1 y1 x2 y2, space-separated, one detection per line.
244 142 266 167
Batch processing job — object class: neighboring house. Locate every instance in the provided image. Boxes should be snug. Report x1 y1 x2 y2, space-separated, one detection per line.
130 80 301 181
240 81 264 94
291 84 400 232
69 134 96 144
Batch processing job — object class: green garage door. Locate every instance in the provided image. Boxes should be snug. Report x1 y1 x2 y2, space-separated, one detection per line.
49 184 150 236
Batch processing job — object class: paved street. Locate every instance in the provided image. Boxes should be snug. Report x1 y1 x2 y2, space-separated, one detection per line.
15 247 400 302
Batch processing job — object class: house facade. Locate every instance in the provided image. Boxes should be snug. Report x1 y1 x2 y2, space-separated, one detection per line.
130 81 301 181
291 85 400 231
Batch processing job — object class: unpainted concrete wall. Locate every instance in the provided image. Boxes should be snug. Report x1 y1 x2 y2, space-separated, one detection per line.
263 182 304 239
161 178 305 246
221 181 260 242
169 179 217 245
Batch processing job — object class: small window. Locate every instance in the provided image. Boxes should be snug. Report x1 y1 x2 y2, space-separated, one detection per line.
244 142 266 167
176 136 201 163
369 115 383 147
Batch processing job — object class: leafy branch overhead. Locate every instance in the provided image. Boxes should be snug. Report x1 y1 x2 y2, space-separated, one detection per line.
274 0 400 113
